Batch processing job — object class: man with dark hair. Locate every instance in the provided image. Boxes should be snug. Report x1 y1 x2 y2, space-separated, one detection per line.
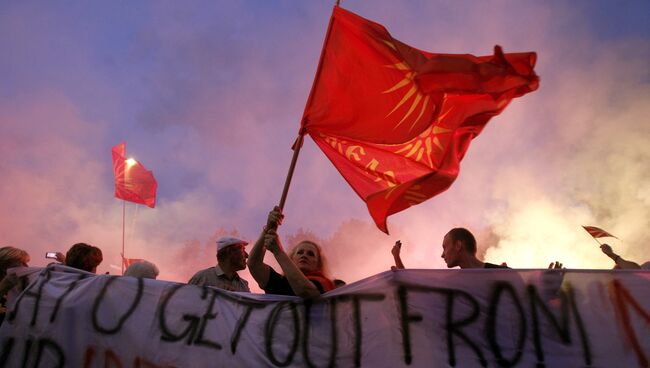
188 236 250 292
391 227 509 270
440 228 508 269
65 243 103 273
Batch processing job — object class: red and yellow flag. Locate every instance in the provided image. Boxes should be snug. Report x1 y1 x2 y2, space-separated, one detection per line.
112 143 157 208
301 7 539 233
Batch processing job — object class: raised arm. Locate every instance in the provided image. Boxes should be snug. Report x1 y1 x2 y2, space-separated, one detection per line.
391 240 405 270
265 230 320 299
247 207 283 288
601 244 641 269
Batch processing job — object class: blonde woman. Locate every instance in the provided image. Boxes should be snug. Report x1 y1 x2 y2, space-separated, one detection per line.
248 207 334 298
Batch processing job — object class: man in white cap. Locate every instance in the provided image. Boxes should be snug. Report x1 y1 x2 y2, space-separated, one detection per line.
188 236 250 292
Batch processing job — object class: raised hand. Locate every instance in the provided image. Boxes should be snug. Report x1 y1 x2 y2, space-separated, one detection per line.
600 244 614 257
264 228 283 255
266 206 284 230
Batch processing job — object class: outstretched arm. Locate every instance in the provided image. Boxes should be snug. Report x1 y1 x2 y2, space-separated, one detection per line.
601 244 640 269
391 240 405 270
265 230 320 299
247 207 283 288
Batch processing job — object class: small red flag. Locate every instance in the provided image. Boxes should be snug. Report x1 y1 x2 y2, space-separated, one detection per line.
112 143 157 208
122 257 144 269
301 7 539 233
582 225 618 239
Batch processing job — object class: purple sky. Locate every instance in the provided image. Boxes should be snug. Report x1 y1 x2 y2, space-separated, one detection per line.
1 1 649 285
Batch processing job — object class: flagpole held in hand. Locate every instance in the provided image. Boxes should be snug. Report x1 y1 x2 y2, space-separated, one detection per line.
589 236 602 246
266 133 305 231
278 133 305 212
270 7 338 229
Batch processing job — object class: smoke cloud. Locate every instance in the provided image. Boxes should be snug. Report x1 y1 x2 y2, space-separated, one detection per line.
0 1 648 285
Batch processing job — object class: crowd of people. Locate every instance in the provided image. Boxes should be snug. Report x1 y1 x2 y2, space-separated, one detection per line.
1 207 649 325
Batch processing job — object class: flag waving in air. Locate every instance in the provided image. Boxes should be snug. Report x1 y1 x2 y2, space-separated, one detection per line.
582 225 618 239
112 143 157 208
301 6 539 233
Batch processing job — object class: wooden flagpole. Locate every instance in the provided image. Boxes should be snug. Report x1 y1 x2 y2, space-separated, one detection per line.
274 4 338 216
589 236 603 246
278 133 305 211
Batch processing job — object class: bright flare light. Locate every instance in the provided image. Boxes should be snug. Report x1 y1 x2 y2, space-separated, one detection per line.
125 158 137 167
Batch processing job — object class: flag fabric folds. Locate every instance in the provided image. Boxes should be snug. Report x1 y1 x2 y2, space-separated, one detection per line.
112 143 157 208
582 225 618 239
301 6 539 233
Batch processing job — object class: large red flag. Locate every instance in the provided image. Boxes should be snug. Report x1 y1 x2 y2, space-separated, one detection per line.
112 143 157 208
301 7 539 233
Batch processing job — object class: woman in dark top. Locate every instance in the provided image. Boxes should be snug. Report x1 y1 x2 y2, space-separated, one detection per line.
248 207 334 298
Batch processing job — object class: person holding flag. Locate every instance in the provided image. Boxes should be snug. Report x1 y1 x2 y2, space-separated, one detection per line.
248 207 334 298
583 225 649 269
600 244 646 270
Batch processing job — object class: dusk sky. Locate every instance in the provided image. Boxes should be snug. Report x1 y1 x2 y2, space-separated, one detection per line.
1 1 649 286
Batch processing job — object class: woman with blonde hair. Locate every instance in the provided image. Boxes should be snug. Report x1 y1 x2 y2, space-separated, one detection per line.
124 260 159 279
248 207 334 298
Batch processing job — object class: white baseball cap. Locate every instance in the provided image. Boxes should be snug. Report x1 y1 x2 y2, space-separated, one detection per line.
216 236 248 253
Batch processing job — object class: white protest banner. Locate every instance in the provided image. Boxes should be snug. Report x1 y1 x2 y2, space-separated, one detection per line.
1 265 649 367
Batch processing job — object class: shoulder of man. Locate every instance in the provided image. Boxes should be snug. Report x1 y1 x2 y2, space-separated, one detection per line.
188 266 216 284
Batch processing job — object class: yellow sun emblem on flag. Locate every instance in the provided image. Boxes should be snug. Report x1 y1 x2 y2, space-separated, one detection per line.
394 123 452 169
381 39 434 133
380 39 452 169
383 61 432 133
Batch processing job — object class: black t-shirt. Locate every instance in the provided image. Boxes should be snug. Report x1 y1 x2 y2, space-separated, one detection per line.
263 267 325 296
484 262 510 269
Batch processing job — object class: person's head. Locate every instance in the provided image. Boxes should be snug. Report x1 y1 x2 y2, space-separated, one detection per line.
289 240 327 275
216 236 249 272
124 260 159 279
65 243 103 273
0 246 30 279
440 228 477 268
